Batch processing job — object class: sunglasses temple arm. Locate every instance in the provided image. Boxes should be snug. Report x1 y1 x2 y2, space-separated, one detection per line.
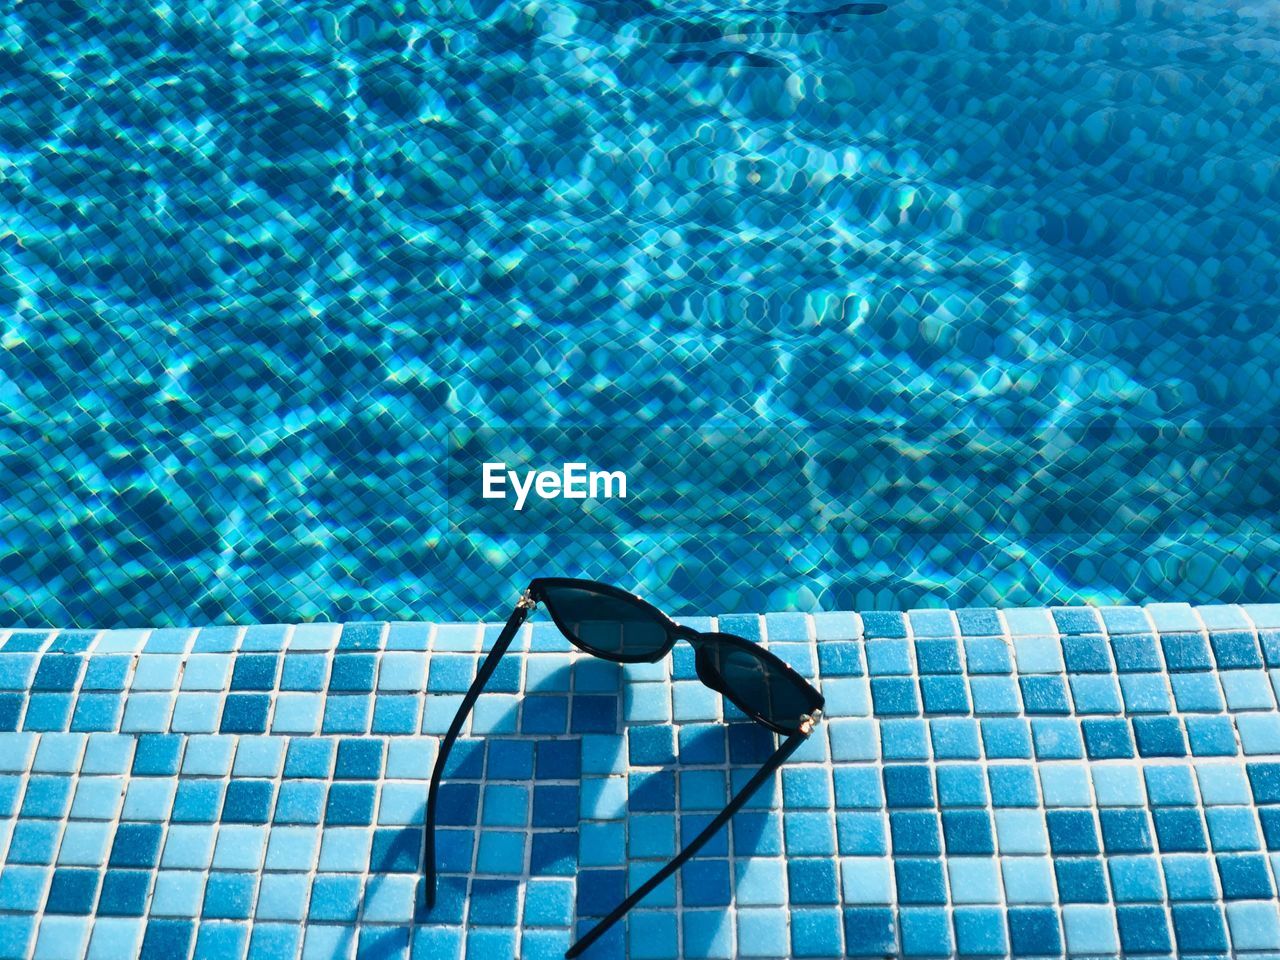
565 731 807 959
423 599 533 909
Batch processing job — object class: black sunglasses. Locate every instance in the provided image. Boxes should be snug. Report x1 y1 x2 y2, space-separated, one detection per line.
424 577 825 957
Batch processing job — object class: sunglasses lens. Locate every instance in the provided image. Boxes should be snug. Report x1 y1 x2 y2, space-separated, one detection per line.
700 638 817 731
540 585 670 659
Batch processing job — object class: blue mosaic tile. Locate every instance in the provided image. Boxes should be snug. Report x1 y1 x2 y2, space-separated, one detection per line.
1226 900 1280 952
189 627 241 655
32 656 84 692
880 719 931 761
1109 633 1162 673
908 610 957 639
1036 766 1089 809
859 613 907 640
1247 608 1280 631
956 609 1003 638
964 638 1013 676
279 654 327 692
1099 608 1155 635
930 718 981 759
270 693 321 734
1003 610 1056 638
1054 607 1104 636
812 612 862 642
3 606 1280 957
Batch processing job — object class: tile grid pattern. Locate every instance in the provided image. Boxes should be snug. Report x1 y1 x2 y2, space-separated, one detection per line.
2 604 1280 958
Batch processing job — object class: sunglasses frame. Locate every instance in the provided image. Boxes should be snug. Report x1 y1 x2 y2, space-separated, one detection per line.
533 576 824 735
423 577 825 958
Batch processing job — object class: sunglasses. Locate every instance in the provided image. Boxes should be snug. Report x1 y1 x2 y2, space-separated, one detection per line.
424 577 825 958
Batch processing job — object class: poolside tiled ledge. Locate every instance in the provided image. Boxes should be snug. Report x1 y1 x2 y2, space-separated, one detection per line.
2 604 1280 959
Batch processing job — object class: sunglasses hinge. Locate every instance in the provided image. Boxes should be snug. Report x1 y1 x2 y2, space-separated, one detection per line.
798 709 823 735
516 588 538 611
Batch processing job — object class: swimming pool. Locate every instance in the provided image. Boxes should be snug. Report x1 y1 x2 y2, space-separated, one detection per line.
0 0 1276 628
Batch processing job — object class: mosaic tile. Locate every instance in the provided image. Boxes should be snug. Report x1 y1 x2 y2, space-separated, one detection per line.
2 606 1280 958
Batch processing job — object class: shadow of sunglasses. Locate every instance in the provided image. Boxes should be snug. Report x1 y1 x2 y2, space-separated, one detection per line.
424 577 825 958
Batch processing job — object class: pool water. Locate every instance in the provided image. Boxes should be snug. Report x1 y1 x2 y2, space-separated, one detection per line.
0 1 1277 627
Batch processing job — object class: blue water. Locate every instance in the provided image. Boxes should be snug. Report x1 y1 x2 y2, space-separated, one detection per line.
0 1 1277 627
